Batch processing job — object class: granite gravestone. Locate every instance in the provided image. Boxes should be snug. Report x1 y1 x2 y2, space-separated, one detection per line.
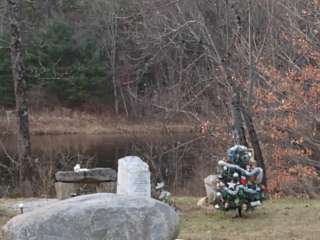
117 156 151 197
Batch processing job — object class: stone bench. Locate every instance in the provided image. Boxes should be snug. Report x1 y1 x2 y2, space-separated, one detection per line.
55 168 117 200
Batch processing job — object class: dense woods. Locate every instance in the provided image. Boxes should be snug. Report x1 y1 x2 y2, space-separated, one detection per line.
0 0 319 196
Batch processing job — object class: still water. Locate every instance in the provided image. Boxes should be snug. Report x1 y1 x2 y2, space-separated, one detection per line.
0 134 219 196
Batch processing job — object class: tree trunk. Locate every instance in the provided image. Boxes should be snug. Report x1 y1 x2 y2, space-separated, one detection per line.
111 2 119 114
241 104 267 187
7 0 33 196
247 0 254 108
231 91 248 146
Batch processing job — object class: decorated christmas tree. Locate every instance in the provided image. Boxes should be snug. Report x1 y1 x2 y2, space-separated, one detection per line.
213 145 265 216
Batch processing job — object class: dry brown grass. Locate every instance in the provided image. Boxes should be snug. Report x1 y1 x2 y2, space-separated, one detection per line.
0 207 14 230
176 197 320 240
0 108 194 136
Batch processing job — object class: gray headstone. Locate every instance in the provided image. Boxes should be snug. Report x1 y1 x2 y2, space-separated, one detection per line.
117 156 151 197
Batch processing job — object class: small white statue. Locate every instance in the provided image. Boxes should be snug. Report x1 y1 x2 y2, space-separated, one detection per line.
73 164 88 172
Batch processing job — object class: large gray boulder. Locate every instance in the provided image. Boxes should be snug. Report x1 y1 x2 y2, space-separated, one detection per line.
2 193 179 240
55 168 117 183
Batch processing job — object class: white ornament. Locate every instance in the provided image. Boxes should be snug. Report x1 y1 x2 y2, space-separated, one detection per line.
227 182 236 189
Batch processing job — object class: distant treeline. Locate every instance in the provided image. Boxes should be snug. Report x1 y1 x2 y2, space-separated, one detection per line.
0 0 318 119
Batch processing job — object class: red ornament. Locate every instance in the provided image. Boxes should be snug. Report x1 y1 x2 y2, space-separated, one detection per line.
240 176 247 185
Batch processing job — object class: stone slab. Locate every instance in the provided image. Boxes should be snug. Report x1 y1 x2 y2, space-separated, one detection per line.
117 156 151 197
55 168 116 183
55 182 81 200
96 182 116 193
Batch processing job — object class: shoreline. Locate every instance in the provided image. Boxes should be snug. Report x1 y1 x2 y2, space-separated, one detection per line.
0 122 195 136
0 110 196 136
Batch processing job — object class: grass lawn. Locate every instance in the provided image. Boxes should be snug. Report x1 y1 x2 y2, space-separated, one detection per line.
1 197 320 240
0 207 15 231
176 197 320 240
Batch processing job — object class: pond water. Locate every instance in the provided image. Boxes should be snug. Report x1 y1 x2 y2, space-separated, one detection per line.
0 133 220 197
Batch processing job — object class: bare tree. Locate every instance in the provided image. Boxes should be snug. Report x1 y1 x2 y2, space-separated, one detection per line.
231 91 248 146
7 0 33 196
